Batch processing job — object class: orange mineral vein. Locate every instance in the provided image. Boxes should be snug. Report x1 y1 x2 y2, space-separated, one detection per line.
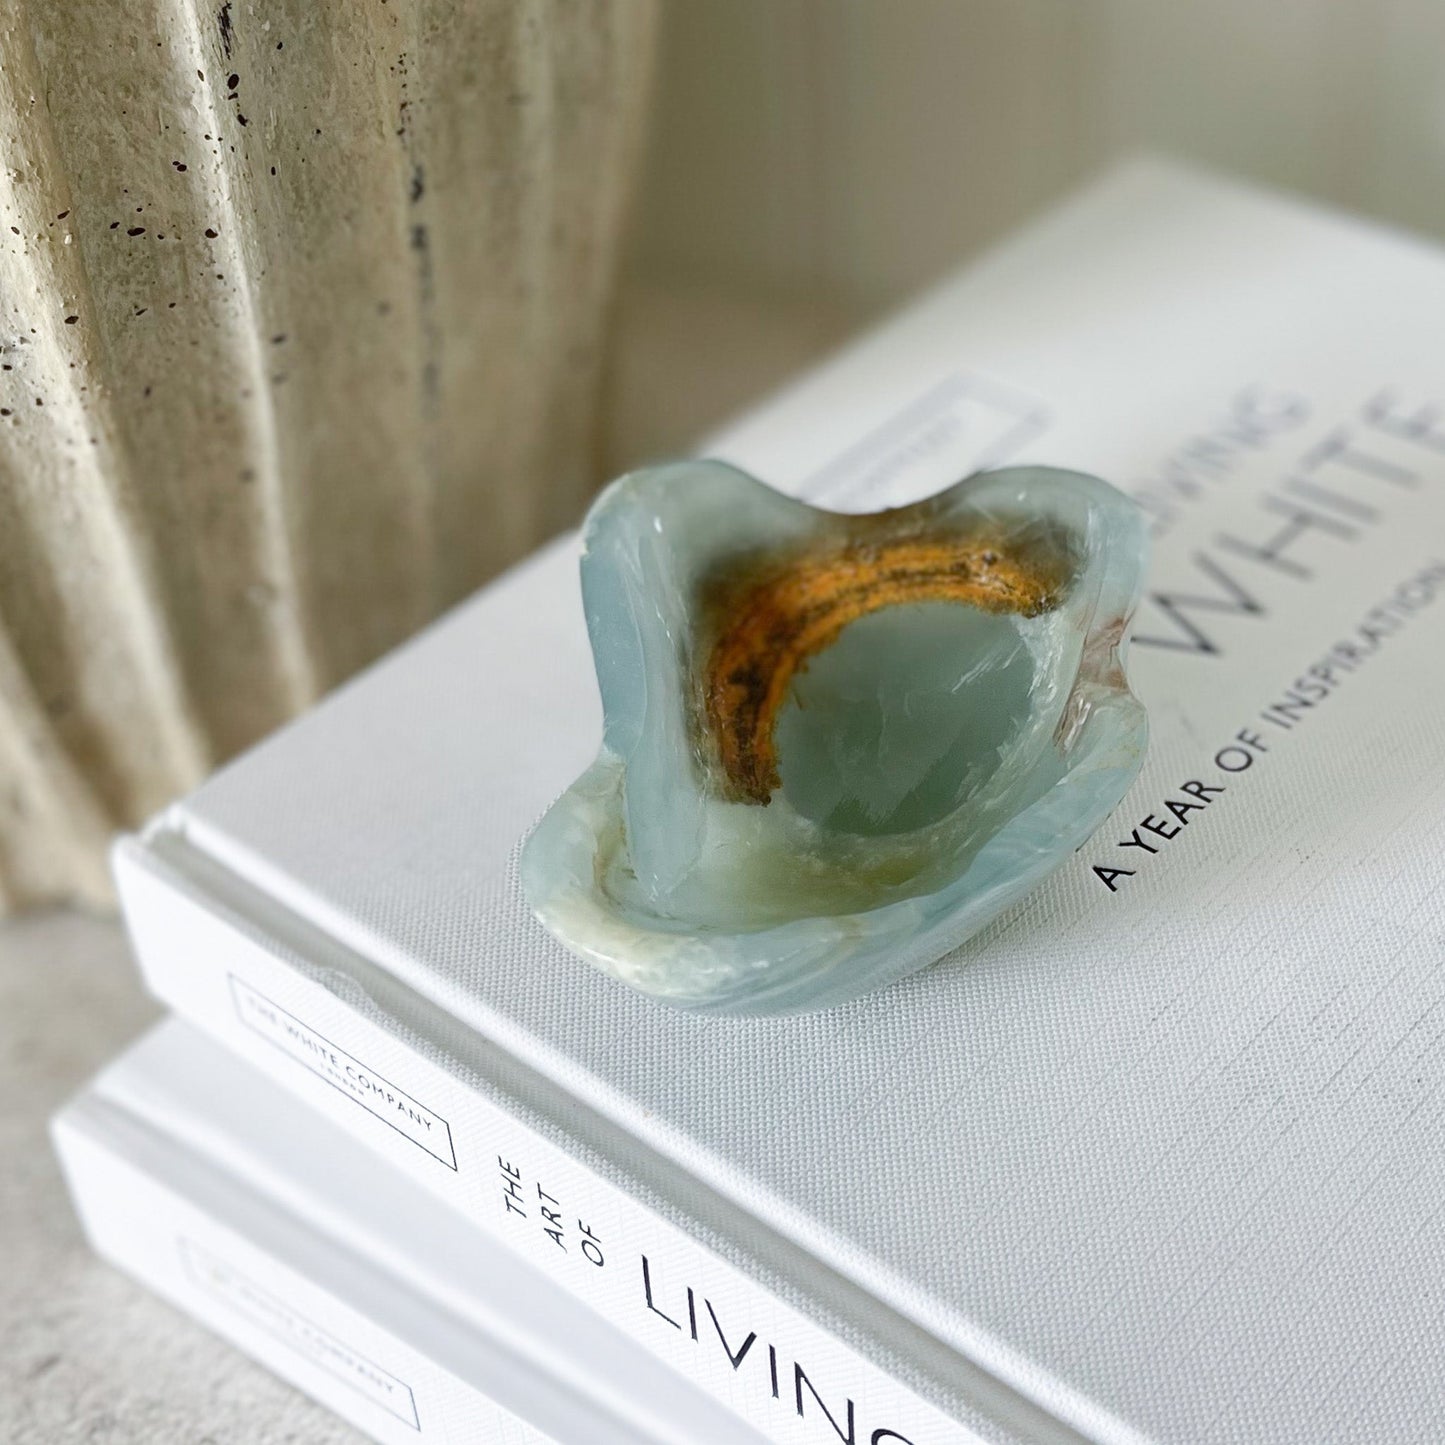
702 535 1063 805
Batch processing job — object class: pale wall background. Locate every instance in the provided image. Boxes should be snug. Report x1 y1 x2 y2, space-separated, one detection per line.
634 0 1445 312
609 0 1445 464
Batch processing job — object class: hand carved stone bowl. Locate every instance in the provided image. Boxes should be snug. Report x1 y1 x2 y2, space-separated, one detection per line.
522 461 1148 1015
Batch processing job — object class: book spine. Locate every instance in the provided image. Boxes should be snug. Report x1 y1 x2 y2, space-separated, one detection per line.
54 1103 551 1445
115 837 1015 1445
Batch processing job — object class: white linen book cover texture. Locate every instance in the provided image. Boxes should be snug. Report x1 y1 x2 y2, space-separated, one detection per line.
116 159 1445 1445
54 1019 763 1445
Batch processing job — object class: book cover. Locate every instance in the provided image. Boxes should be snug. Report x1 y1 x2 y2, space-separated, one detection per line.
116 159 1445 1444
54 1019 765 1445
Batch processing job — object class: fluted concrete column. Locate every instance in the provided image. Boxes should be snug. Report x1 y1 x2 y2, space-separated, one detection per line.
0 0 656 911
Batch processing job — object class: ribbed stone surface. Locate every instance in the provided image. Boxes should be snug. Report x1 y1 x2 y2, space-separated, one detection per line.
0 0 656 911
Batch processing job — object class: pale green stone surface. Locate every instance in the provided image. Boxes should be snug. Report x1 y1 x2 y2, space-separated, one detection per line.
522 462 1148 1015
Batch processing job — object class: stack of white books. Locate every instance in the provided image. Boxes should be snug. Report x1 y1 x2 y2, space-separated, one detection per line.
55 159 1445 1444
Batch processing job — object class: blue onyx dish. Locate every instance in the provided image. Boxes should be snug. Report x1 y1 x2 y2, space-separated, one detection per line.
522 461 1148 1015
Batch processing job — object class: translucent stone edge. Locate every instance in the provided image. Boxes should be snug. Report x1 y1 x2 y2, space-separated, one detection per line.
521 463 1149 1016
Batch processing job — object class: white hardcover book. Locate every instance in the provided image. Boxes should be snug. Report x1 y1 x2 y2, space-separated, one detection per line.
53 1019 766 1445
115 158 1445 1444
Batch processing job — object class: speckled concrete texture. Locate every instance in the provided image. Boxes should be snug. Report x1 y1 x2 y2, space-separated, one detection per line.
0 0 657 916
0 910 363 1444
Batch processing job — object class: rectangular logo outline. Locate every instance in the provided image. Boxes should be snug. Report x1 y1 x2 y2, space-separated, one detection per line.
180 1238 421 1429
229 975 458 1170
